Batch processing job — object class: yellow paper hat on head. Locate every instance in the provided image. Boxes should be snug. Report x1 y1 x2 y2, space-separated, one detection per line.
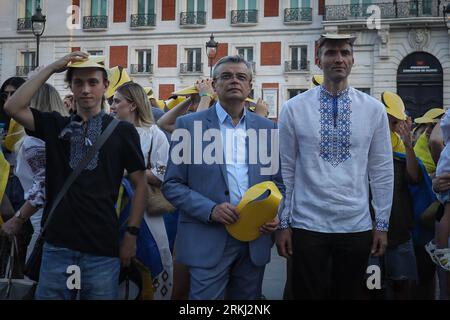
226 181 283 242
170 86 198 98
166 96 187 110
144 87 154 99
382 91 407 121
312 74 324 87
106 66 132 99
156 99 165 109
68 55 107 70
414 108 445 124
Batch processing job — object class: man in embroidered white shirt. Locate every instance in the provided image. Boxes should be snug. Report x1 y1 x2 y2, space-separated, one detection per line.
276 34 393 299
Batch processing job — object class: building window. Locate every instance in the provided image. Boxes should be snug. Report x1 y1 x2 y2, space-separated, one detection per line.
87 50 104 56
288 88 307 99
237 47 256 72
285 46 308 72
181 48 202 73
16 51 36 77
83 0 108 29
285 0 312 23
17 0 41 31
232 0 257 24
131 49 153 74
180 0 206 25
131 0 156 27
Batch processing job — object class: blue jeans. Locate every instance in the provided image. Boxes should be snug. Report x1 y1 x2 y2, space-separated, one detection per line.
35 242 120 300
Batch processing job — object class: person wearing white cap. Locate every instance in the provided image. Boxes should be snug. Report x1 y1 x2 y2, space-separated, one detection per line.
277 34 394 299
4 52 147 300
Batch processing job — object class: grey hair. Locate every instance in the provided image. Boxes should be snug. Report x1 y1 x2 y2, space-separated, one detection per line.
212 55 253 81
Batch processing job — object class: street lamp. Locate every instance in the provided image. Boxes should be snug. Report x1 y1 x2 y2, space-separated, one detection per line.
31 6 46 68
205 33 219 78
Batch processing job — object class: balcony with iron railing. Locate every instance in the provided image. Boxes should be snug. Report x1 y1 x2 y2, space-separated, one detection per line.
284 7 313 23
17 18 32 31
16 66 36 77
231 10 258 25
83 15 108 30
180 11 206 27
130 14 156 28
130 64 153 75
324 0 442 21
284 60 310 73
180 63 203 74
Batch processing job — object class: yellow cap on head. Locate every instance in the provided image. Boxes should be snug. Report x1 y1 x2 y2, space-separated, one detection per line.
312 75 324 87
105 66 132 99
381 91 407 121
67 55 107 70
414 108 445 124
166 96 187 110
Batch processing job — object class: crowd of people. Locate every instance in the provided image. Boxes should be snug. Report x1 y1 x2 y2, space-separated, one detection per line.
0 33 449 300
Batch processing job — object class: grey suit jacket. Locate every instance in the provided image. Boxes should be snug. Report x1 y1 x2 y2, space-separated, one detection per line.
162 105 284 268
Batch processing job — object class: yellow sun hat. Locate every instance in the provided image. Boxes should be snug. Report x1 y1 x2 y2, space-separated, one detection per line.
144 87 155 99
67 55 107 70
312 74 324 87
106 66 132 99
414 108 445 124
170 86 198 98
381 91 407 121
166 96 187 110
226 181 283 242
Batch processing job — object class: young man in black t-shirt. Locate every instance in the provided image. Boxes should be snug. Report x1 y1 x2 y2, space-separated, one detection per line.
4 52 147 299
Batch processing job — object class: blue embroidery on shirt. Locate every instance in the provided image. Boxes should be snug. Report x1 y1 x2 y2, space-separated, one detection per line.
375 218 389 231
319 87 352 167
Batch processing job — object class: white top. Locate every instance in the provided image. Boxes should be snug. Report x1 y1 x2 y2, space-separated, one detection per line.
278 86 393 233
136 125 170 182
436 109 450 176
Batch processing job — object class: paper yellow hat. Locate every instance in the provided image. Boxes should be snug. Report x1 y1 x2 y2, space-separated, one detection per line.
106 66 132 99
144 87 154 99
226 181 283 242
166 96 187 110
170 86 198 98
414 108 445 124
68 55 107 70
382 91 407 121
312 75 324 87
156 99 165 109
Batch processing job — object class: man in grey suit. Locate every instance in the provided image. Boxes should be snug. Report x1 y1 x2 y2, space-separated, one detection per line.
162 55 284 300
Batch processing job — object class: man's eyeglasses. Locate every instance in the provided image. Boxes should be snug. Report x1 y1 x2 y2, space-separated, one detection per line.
215 73 250 82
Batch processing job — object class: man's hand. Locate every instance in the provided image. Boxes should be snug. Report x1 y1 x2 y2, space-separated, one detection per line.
120 232 137 267
433 173 450 193
0 216 24 238
371 230 388 257
398 118 413 149
211 202 239 225
49 51 89 74
275 228 293 258
254 98 269 118
259 215 279 234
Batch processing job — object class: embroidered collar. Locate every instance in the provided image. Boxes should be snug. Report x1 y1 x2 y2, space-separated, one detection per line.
320 85 350 98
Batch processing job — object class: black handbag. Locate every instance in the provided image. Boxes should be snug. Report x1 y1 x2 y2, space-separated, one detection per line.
24 118 120 282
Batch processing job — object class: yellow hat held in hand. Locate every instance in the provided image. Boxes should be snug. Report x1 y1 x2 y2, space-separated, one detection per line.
170 86 198 98
166 96 187 110
106 66 132 99
68 55 107 70
226 181 283 242
414 108 445 124
382 91 407 121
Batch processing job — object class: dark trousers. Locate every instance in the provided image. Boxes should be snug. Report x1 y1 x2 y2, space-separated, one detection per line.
292 228 372 300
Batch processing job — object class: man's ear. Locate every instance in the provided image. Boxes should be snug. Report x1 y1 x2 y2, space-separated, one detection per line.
103 80 110 90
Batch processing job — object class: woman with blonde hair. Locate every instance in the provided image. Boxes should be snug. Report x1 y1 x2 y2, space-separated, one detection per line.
2 83 69 264
111 81 173 300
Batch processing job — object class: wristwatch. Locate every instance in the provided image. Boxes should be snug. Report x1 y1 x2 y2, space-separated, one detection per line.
14 210 26 222
125 226 140 236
